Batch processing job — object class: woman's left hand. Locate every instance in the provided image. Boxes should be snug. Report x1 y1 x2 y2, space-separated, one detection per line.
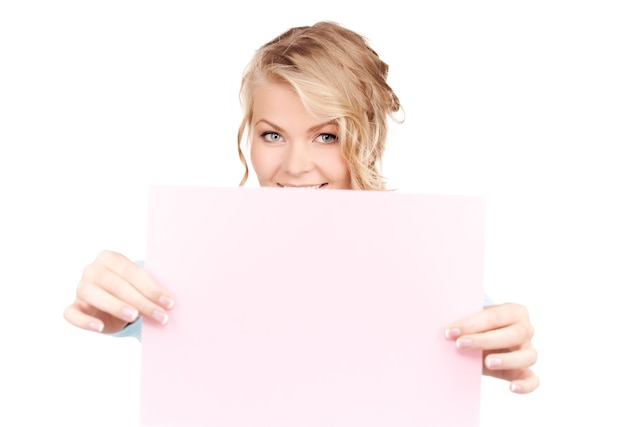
445 303 539 394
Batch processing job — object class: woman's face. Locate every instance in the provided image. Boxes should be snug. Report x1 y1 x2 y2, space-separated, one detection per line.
250 82 352 190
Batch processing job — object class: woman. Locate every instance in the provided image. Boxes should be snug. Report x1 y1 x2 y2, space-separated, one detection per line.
64 21 538 394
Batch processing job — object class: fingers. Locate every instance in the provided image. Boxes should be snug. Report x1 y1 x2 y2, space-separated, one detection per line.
445 303 540 394
63 302 106 333
67 282 139 334
93 250 174 308
64 250 175 334
447 303 531 336
509 370 540 394
484 365 540 394
76 279 139 321
444 303 534 351
484 347 538 372
81 261 171 325
451 322 533 351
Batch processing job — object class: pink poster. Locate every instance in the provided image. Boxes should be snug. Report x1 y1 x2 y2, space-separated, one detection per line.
141 186 485 427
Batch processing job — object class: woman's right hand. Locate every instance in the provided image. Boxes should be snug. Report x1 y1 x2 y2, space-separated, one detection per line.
63 250 175 334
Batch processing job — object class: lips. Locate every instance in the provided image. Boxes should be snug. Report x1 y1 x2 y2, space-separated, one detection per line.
278 183 328 189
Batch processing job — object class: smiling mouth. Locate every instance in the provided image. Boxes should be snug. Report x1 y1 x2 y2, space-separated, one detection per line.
278 183 328 189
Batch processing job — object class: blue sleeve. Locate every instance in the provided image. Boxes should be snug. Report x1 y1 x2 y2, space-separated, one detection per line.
110 317 142 341
107 260 145 342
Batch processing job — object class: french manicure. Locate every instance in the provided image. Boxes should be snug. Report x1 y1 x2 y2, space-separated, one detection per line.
485 357 502 368
88 321 104 333
121 306 139 322
456 338 472 349
152 310 168 325
158 295 175 310
445 328 462 339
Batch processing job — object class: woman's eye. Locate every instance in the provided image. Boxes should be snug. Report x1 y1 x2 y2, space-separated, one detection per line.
316 133 338 144
261 132 282 142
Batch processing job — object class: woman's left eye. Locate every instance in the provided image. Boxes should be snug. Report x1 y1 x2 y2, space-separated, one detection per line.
315 133 338 144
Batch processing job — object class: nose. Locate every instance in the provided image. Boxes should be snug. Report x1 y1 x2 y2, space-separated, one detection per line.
283 141 313 176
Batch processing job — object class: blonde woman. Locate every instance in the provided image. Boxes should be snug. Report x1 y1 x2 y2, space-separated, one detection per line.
64 21 538 394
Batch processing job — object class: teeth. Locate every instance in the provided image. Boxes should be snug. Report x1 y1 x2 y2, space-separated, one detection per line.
281 184 325 189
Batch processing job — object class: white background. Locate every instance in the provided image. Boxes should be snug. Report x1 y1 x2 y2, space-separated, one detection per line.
1 1 625 426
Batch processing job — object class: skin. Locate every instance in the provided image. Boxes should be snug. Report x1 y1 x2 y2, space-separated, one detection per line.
63 81 538 394
445 303 539 393
250 82 352 190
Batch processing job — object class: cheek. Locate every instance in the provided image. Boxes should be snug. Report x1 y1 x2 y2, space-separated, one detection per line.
250 142 275 180
324 149 351 180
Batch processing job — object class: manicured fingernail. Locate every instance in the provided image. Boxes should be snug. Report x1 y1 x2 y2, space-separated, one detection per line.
152 310 168 325
121 306 139 322
456 338 472 349
511 383 523 393
88 321 104 332
445 328 462 339
486 357 502 368
158 295 175 310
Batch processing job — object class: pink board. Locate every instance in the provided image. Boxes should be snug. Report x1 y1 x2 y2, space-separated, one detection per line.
141 186 485 426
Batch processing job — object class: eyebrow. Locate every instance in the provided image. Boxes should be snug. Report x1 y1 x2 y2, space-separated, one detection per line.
255 119 337 133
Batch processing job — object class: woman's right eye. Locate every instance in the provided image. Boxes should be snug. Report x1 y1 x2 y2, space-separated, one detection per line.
261 132 283 142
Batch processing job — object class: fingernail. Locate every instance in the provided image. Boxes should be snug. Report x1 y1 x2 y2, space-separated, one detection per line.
158 295 175 310
121 306 139 322
445 328 462 339
511 383 523 393
152 310 168 325
486 357 502 368
88 321 104 333
456 338 472 349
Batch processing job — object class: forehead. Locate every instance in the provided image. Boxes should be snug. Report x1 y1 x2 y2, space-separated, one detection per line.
252 81 333 128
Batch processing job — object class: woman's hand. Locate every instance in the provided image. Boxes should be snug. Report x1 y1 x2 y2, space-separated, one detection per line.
63 250 175 334
445 303 539 394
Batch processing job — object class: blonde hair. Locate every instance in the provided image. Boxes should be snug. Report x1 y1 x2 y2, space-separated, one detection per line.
237 21 402 190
